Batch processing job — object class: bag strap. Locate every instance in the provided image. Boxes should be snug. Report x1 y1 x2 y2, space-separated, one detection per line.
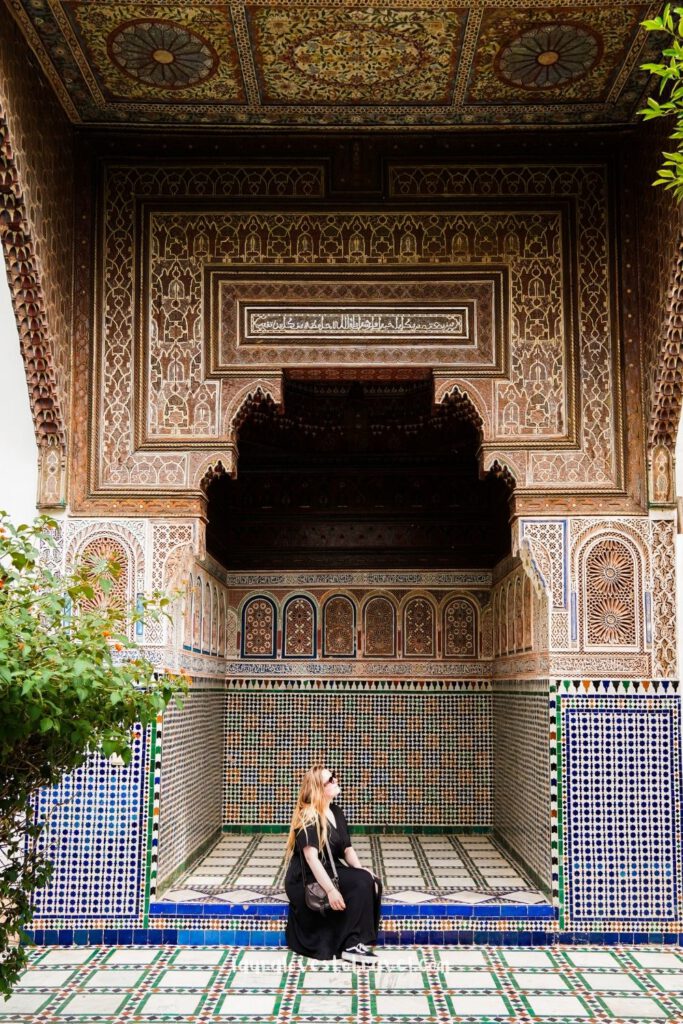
324 833 340 887
297 836 308 882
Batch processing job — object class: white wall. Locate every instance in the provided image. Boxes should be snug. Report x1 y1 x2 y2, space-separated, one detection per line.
0 269 38 524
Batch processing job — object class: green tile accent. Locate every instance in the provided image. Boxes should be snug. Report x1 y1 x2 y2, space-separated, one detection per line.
15 945 683 1024
142 721 159 928
157 826 224 895
492 832 552 898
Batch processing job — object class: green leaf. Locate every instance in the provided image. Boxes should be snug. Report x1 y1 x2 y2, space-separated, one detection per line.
0 512 186 993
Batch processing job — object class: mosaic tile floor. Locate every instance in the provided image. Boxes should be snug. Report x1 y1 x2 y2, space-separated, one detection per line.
159 833 549 906
6 945 683 1022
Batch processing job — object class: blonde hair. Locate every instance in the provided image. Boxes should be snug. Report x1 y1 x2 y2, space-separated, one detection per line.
285 764 331 862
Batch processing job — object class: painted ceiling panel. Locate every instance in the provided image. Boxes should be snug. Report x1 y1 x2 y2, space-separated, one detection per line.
5 0 662 127
63 2 246 103
245 5 466 106
467 5 650 105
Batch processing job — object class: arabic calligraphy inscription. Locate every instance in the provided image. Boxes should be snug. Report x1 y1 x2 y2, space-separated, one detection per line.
240 303 471 344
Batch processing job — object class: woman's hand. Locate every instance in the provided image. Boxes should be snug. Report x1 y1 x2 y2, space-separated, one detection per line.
303 846 346 909
328 888 346 911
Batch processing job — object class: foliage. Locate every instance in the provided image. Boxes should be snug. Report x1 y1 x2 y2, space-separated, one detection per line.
640 5 683 202
0 514 187 997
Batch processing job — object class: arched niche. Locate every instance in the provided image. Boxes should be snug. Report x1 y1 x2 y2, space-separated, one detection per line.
322 594 356 658
205 374 513 572
240 595 278 659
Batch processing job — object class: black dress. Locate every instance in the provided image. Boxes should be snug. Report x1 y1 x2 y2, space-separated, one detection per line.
284 803 381 959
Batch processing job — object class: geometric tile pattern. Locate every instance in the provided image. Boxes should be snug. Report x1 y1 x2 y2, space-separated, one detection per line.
493 689 552 891
29 679 683 941
32 729 148 920
8 945 683 1022
157 690 225 890
157 833 548 908
222 691 492 825
561 697 681 927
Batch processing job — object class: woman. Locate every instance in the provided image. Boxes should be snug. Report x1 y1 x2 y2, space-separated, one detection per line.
284 765 382 964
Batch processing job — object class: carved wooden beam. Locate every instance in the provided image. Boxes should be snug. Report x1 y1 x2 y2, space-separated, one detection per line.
0 114 66 508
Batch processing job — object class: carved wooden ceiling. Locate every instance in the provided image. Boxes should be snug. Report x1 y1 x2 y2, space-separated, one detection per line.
206 378 512 569
6 1 661 128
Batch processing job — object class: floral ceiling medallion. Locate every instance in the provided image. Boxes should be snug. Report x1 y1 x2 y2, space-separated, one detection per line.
496 23 601 89
6 2 659 125
108 19 218 88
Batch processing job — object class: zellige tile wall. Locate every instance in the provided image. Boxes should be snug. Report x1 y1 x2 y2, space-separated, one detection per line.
493 682 552 892
560 694 682 930
157 687 225 890
223 686 493 826
27 676 683 944
33 730 148 920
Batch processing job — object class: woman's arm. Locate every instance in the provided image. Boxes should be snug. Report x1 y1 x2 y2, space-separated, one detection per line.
303 846 346 910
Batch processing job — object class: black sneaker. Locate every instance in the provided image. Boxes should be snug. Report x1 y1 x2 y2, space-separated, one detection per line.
341 943 377 965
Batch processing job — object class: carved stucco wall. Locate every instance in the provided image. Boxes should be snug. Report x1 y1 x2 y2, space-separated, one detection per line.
517 514 675 680
69 155 641 520
633 119 683 505
0 9 74 505
54 516 199 661
55 143 678 679
50 511 674 681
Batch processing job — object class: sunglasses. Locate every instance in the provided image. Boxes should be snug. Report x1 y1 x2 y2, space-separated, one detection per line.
324 770 337 785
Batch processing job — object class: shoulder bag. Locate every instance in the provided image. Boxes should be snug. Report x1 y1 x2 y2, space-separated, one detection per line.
297 823 340 914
